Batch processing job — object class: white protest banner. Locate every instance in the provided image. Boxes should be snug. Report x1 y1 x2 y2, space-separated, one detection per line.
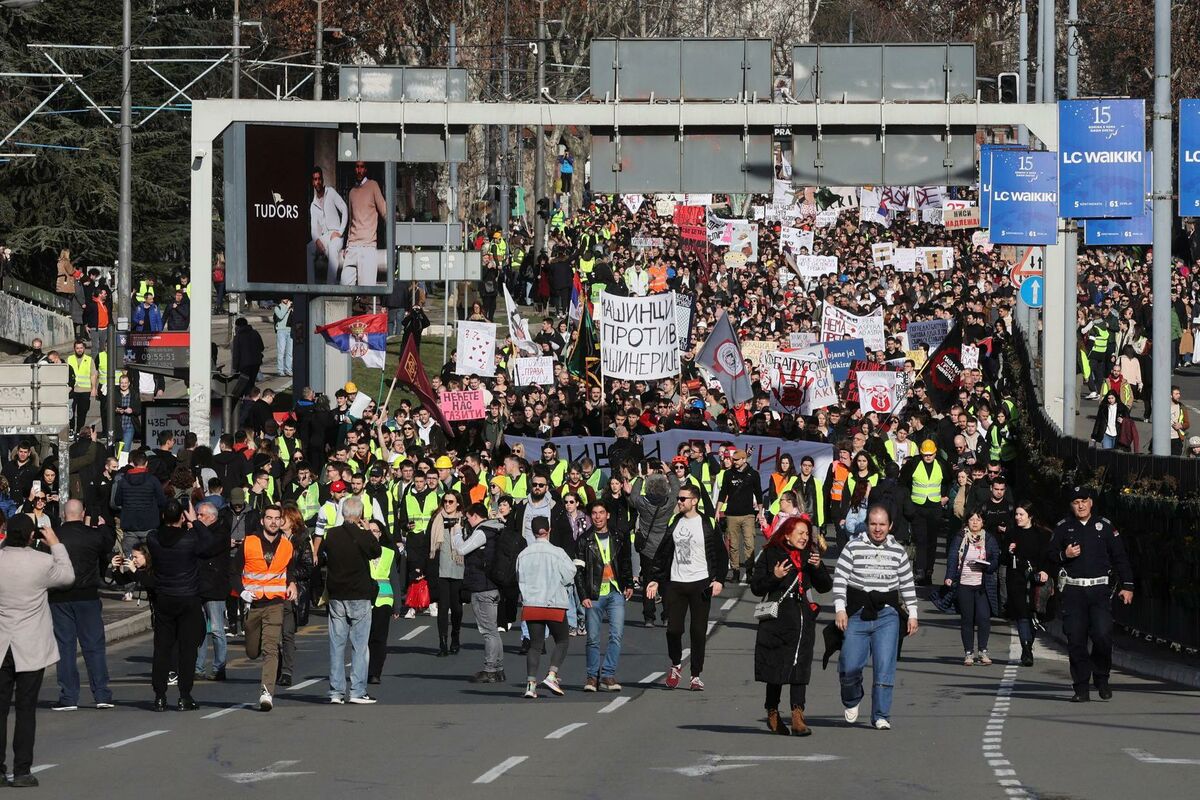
505 435 619 475
654 198 675 217
855 371 906 415
773 179 795 209
728 220 759 262
921 207 944 226
871 242 896 267
859 187 891 228
820 303 886 352
599 291 679 380
348 390 374 420
631 236 665 249
513 356 555 387
960 344 980 370
740 340 774 371
455 320 497 376
894 247 919 272
919 246 955 272
789 331 818 350
794 255 839 277
943 206 981 229
943 199 970 211
642 431 832 492
971 229 994 253
764 346 838 415
814 208 839 228
723 251 747 269
752 205 767 220
780 227 814 255
905 319 951 351
622 194 644 215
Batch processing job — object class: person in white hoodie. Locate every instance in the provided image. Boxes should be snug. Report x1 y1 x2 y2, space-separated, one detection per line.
516 516 575 699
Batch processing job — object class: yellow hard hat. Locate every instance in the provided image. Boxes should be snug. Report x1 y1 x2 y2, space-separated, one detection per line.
920 440 938 455
435 456 454 469
344 381 358 393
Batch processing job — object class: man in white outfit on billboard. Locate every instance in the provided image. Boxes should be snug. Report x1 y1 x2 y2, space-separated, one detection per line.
308 165 348 284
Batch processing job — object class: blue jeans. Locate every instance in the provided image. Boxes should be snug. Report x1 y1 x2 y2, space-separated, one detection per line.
50 600 112 705
276 329 293 375
584 591 626 679
567 585 582 628
1100 433 1116 449
838 606 900 724
328 599 372 699
195 600 228 673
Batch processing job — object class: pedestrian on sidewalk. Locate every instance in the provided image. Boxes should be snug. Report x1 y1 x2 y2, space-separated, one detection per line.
944 510 1001 667
832 505 919 730
751 515 831 736
273 298 294 377
321 497 381 704
49 499 117 711
0 514 75 788
646 485 727 692
517 516 575 699
575 502 635 692
235 505 298 711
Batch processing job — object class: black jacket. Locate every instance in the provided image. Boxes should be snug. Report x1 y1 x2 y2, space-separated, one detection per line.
49 521 117 603
320 522 382 601
212 450 249 495
646 514 730 588
147 520 221 599
197 516 234 601
750 544 832 686
574 527 634 602
462 520 504 594
113 468 167 532
231 326 265 372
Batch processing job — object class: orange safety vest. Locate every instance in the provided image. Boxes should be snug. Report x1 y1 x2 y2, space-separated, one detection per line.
828 462 850 502
648 264 668 292
242 534 293 601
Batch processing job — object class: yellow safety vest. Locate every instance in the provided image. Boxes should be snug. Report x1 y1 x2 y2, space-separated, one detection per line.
886 439 917 465
370 548 396 607
910 460 943 505
295 483 320 522
67 353 94 392
508 473 529 500
1090 326 1111 354
405 492 439 534
769 475 797 516
544 461 568 488
579 255 595 277
595 534 618 596
246 474 277 503
278 437 303 467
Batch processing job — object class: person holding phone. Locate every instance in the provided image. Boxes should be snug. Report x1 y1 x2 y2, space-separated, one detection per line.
750 515 832 736
945 509 1001 666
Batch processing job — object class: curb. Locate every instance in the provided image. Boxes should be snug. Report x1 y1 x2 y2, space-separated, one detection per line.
104 610 152 645
1046 619 1200 690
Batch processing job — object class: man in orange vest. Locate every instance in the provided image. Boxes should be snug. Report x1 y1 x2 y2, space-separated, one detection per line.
823 444 853 551
647 261 668 293
237 504 297 712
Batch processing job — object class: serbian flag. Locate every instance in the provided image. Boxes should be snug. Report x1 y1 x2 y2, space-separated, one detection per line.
316 312 387 369
394 333 453 432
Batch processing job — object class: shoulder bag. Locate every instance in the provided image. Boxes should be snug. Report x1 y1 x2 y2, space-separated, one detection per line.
753 570 802 620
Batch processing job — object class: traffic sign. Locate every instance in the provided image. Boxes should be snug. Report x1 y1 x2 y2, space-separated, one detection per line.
1007 246 1043 287
1019 275 1044 308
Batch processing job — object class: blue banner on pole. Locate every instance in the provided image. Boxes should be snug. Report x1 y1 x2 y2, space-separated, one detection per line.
823 338 866 382
989 150 1059 245
1181 99 1200 216
1084 152 1152 246
979 143 1028 230
1058 99 1146 218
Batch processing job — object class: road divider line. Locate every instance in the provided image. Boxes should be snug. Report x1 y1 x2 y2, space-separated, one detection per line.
284 677 322 692
720 597 737 611
202 703 252 719
473 756 528 784
976 630 1031 798
545 722 588 740
598 696 630 714
640 671 665 684
100 730 168 749
399 625 429 641
706 620 717 636
30 765 57 775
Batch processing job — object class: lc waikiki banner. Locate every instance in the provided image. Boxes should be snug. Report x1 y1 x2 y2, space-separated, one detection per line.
1058 99 1145 218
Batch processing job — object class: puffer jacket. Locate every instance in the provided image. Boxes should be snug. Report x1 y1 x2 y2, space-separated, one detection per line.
629 474 678 559
113 468 167 532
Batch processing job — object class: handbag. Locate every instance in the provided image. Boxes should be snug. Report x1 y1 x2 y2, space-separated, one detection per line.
404 578 431 610
753 571 802 620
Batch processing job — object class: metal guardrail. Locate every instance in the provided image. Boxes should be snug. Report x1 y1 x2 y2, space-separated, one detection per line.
1 274 71 314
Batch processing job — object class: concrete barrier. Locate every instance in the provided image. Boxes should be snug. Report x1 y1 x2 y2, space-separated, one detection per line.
0 290 73 348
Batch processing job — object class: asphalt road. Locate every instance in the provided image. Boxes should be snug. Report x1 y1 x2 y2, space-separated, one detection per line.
18 581 1200 799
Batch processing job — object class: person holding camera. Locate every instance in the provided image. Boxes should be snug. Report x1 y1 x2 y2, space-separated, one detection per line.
0 514 76 787
750 515 831 736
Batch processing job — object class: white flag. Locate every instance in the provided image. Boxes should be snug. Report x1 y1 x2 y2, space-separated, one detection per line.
503 285 540 357
455 320 497 377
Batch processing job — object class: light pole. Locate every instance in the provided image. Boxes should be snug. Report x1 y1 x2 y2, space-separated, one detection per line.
314 0 324 101
110 0 132 441
1150 0 1173 454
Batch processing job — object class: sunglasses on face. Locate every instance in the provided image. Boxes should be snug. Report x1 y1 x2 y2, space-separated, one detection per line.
676 495 694 502
531 482 548 488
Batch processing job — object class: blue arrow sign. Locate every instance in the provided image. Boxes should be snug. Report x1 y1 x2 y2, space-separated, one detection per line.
1019 275 1044 308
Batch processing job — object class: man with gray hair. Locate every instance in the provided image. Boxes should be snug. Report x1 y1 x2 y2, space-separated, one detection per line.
49 499 116 711
319 495 381 704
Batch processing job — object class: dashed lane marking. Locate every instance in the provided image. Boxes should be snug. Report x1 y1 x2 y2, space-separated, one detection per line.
598 696 631 714
99 730 168 749
978 630 1033 798
544 722 588 739
399 625 429 641
473 756 528 784
639 671 665 684
1124 748 1200 766
283 677 322 692
202 703 253 719
720 597 738 611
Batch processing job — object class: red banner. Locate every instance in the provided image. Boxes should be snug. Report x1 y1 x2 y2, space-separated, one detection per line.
673 205 705 227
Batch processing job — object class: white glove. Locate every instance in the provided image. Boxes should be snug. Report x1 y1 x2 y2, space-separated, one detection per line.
240 589 257 603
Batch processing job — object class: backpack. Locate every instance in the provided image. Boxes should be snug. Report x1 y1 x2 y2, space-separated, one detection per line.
486 521 526 589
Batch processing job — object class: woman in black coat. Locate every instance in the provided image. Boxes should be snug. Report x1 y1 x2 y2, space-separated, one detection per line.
1004 501 1052 667
750 515 832 737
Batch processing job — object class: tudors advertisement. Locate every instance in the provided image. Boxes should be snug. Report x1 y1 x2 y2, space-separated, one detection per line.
232 124 393 294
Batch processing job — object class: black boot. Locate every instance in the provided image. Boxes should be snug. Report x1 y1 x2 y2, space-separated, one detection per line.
1020 643 1034 667
449 631 461 654
437 636 450 657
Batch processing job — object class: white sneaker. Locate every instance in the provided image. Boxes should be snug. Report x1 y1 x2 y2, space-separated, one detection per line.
258 689 273 712
329 695 346 704
348 694 377 704
404 608 417 619
427 602 438 617
524 681 538 699
874 718 892 730
844 703 860 723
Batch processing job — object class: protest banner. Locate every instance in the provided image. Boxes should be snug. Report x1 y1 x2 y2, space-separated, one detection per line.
455 320 497 377
674 293 695 350
780 228 814 255
622 194 644 215
727 220 759 262
820 303 886 352
513 356 555 387
679 224 707 248
844 359 883 404
631 236 665 249
643 431 832 491
505 435 619 475
918 246 955 272
921 207 944 226
789 331 818 350
814 208 839 228
440 389 485 421
855 371 905 414
904 319 951 352
871 242 895 267
960 343 980 370
893 247 919 272
822 338 867 382
740 340 775 370
654 198 675 217
673 204 705 227
943 206 981 229
906 348 928 369
723 251 748 269
794 255 838 277
599 291 679 380
764 346 838 415
971 229 993 252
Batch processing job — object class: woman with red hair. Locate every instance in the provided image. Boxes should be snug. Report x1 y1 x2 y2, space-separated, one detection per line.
750 515 831 737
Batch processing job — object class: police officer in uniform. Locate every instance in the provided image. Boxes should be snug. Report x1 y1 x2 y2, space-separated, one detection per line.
1046 486 1134 702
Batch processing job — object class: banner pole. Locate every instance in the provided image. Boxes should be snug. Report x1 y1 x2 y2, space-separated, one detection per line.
380 375 399 416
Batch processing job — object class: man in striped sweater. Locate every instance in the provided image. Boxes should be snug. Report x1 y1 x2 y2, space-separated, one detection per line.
832 505 920 730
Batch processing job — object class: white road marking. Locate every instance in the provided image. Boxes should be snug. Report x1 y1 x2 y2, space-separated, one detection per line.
222 760 316 784
640 671 665 684
100 730 169 749
720 597 737 611
598 696 631 714
283 677 322 692
399 625 429 641
473 756 528 784
1124 748 1200 766
974 629 1033 798
661 754 842 778
30 765 57 775
202 703 252 719
544 722 588 740
706 620 717 636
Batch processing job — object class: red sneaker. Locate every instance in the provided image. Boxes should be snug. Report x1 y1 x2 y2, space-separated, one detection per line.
665 665 682 689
